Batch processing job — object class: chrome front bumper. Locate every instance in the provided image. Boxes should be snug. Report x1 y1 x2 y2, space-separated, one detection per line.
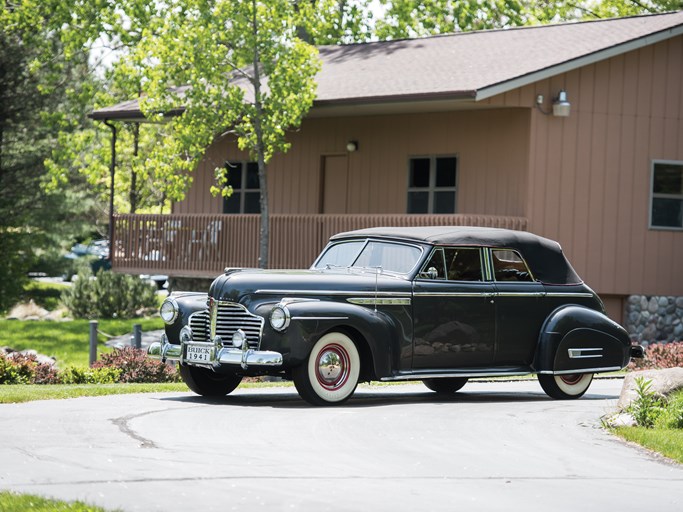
148 334 283 370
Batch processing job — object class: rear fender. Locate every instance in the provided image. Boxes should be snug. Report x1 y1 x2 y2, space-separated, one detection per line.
534 305 631 373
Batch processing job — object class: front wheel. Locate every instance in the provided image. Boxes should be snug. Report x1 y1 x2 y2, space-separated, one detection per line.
538 373 593 399
293 332 360 406
423 377 468 394
179 364 242 396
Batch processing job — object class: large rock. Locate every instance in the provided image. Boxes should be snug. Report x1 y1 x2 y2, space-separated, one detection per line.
617 368 683 410
1 347 56 366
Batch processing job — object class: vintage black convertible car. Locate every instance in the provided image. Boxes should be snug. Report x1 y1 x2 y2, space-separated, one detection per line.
149 226 642 405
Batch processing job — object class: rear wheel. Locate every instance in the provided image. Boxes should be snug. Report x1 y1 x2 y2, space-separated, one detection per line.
538 373 593 399
293 332 360 406
423 378 468 394
179 364 242 396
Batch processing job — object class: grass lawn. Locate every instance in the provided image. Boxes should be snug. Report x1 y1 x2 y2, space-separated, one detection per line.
0 381 297 404
0 383 187 403
0 491 115 511
613 427 683 464
20 280 70 310
0 317 164 367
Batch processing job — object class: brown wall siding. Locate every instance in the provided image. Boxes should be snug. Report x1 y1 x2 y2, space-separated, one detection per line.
173 109 531 218
173 36 682 298
488 36 683 297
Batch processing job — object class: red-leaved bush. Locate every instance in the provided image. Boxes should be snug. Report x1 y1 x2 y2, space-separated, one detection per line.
93 347 180 383
628 341 683 371
0 352 60 385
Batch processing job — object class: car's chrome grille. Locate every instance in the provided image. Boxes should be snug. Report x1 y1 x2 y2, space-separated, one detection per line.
189 311 210 342
188 303 263 348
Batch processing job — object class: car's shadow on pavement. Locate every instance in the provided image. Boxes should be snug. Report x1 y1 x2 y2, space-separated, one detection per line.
158 388 616 409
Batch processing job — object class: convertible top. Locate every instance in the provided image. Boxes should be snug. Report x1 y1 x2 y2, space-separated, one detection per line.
330 226 582 285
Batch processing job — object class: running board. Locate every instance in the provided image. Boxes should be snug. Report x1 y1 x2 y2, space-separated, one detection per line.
381 367 533 381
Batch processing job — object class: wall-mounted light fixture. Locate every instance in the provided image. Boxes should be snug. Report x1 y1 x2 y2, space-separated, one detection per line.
346 140 358 152
535 90 571 117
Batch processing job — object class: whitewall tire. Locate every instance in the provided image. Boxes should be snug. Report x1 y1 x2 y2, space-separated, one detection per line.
538 373 593 400
293 332 360 406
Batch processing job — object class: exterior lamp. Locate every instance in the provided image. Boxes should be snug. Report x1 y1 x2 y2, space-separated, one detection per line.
552 90 571 117
346 140 358 152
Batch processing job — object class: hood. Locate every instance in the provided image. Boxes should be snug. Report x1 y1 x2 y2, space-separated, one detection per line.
209 268 411 303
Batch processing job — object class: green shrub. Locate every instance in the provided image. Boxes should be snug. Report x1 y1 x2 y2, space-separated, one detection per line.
628 377 665 428
656 391 683 430
60 366 121 384
93 347 179 383
0 352 59 385
0 354 32 384
61 269 157 319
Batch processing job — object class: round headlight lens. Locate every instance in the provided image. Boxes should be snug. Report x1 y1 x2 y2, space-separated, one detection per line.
270 306 290 332
160 298 179 324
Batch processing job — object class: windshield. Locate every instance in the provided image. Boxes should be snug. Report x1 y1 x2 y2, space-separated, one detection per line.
313 240 423 275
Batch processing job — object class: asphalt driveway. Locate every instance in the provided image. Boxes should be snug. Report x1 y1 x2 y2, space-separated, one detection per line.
1 379 682 511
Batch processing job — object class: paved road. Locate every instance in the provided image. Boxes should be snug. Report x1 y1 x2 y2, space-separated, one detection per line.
1 380 682 511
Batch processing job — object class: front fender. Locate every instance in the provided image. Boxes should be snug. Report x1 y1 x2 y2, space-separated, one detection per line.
257 300 406 379
164 292 208 344
534 305 631 373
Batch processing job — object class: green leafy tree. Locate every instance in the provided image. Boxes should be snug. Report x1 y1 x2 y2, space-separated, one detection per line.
44 0 177 214
374 0 681 39
583 0 682 18
136 0 321 268
0 17 101 312
296 0 374 43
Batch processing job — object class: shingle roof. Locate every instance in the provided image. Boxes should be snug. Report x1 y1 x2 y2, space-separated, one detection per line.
90 11 683 120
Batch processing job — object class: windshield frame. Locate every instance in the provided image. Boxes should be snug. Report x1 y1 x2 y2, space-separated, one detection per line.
312 238 426 277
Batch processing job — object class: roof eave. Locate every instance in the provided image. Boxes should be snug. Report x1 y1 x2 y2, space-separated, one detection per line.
475 23 683 101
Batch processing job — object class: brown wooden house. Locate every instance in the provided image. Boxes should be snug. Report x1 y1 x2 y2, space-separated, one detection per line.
93 12 683 337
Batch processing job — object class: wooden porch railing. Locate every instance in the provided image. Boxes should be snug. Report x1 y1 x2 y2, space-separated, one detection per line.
113 213 528 277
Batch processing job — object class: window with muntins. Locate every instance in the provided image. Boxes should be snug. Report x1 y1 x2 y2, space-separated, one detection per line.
223 161 261 214
407 156 457 214
651 161 683 229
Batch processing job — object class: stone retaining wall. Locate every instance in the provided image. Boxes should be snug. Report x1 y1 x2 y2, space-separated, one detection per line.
624 295 683 343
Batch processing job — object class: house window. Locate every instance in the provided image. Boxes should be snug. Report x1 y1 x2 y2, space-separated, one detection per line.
223 161 261 214
651 161 683 229
407 156 457 214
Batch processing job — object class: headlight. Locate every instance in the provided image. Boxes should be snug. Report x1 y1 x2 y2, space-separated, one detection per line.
160 298 179 324
270 305 290 332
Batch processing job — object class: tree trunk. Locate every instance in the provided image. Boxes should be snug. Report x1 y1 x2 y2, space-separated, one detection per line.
252 0 269 269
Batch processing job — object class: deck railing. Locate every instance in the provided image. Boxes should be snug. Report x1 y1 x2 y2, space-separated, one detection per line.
113 213 528 277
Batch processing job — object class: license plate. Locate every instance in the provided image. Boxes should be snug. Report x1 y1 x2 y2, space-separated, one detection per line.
185 344 214 363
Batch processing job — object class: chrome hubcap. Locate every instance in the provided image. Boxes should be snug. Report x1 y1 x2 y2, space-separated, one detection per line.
560 374 582 385
316 344 350 390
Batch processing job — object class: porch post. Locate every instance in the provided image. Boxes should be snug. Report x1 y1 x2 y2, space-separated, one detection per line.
103 120 117 262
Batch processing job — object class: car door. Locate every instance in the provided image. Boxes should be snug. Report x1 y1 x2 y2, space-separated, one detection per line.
412 246 496 369
489 248 547 366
